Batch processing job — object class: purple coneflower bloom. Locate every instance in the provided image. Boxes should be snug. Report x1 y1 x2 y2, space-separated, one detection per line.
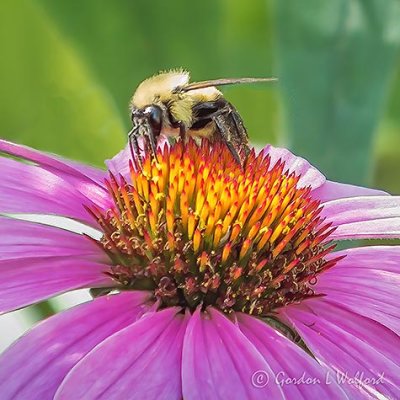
0 137 399 399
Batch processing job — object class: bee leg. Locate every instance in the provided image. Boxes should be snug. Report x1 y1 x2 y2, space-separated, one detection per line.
213 113 243 165
146 128 159 161
178 122 187 142
128 132 143 169
192 100 250 164
229 106 250 158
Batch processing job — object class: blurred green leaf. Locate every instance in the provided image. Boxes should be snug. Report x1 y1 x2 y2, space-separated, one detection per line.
374 63 400 195
274 0 400 185
374 120 400 194
219 0 278 144
0 0 126 166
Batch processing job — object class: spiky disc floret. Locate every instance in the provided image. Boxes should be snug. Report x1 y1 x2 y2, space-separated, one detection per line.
89 140 339 316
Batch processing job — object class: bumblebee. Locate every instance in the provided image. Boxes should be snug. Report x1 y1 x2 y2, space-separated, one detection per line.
128 69 276 164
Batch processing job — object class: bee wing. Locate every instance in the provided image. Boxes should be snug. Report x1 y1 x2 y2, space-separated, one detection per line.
181 77 277 92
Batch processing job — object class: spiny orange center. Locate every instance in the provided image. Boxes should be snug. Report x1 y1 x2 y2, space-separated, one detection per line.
90 140 339 316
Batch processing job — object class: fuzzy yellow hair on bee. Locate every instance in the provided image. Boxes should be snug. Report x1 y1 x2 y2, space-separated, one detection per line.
131 70 221 127
128 69 276 165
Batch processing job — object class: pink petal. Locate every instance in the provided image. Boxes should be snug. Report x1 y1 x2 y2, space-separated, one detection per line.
325 246 400 273
321 196 400 240
316 246 400 335
262 144 326 190
0 291 151 400
0 216 104 261
237 313 348 398
0 139 106 184
0 257 112 313
105 143 132 179
0 157 103 224
55 307 187 400
182 308 283 399
0 140 111 213
281 299 400 399
313 180 388 202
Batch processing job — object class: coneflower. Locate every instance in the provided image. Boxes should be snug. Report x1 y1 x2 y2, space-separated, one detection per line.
0 138 398 399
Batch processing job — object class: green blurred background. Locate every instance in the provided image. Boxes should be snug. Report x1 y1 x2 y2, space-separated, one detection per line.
1 0 400 191
1 0 400 333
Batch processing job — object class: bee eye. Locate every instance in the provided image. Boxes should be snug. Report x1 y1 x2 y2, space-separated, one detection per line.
146 106 162 134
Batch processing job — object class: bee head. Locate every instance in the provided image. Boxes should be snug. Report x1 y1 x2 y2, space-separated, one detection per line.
130 70 193 131
131 105 163 139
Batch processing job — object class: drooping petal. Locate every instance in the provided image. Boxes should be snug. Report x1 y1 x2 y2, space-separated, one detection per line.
0 257 112 313
262 144 326 190
0 139 106 184
0 291 151 400
182 308 283 400
313 180 388 202
321 196 400 240
237 313 349 399
0 157 106 224
0 140 111 212
280 299 400 399
316 246 400 335
0 216 104 261
55 307 187 400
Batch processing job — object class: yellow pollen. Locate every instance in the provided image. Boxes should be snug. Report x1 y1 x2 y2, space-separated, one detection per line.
198 251 209 272
239 238 252 260
187 212 196 239
221 241 232 263
193 228 202 252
